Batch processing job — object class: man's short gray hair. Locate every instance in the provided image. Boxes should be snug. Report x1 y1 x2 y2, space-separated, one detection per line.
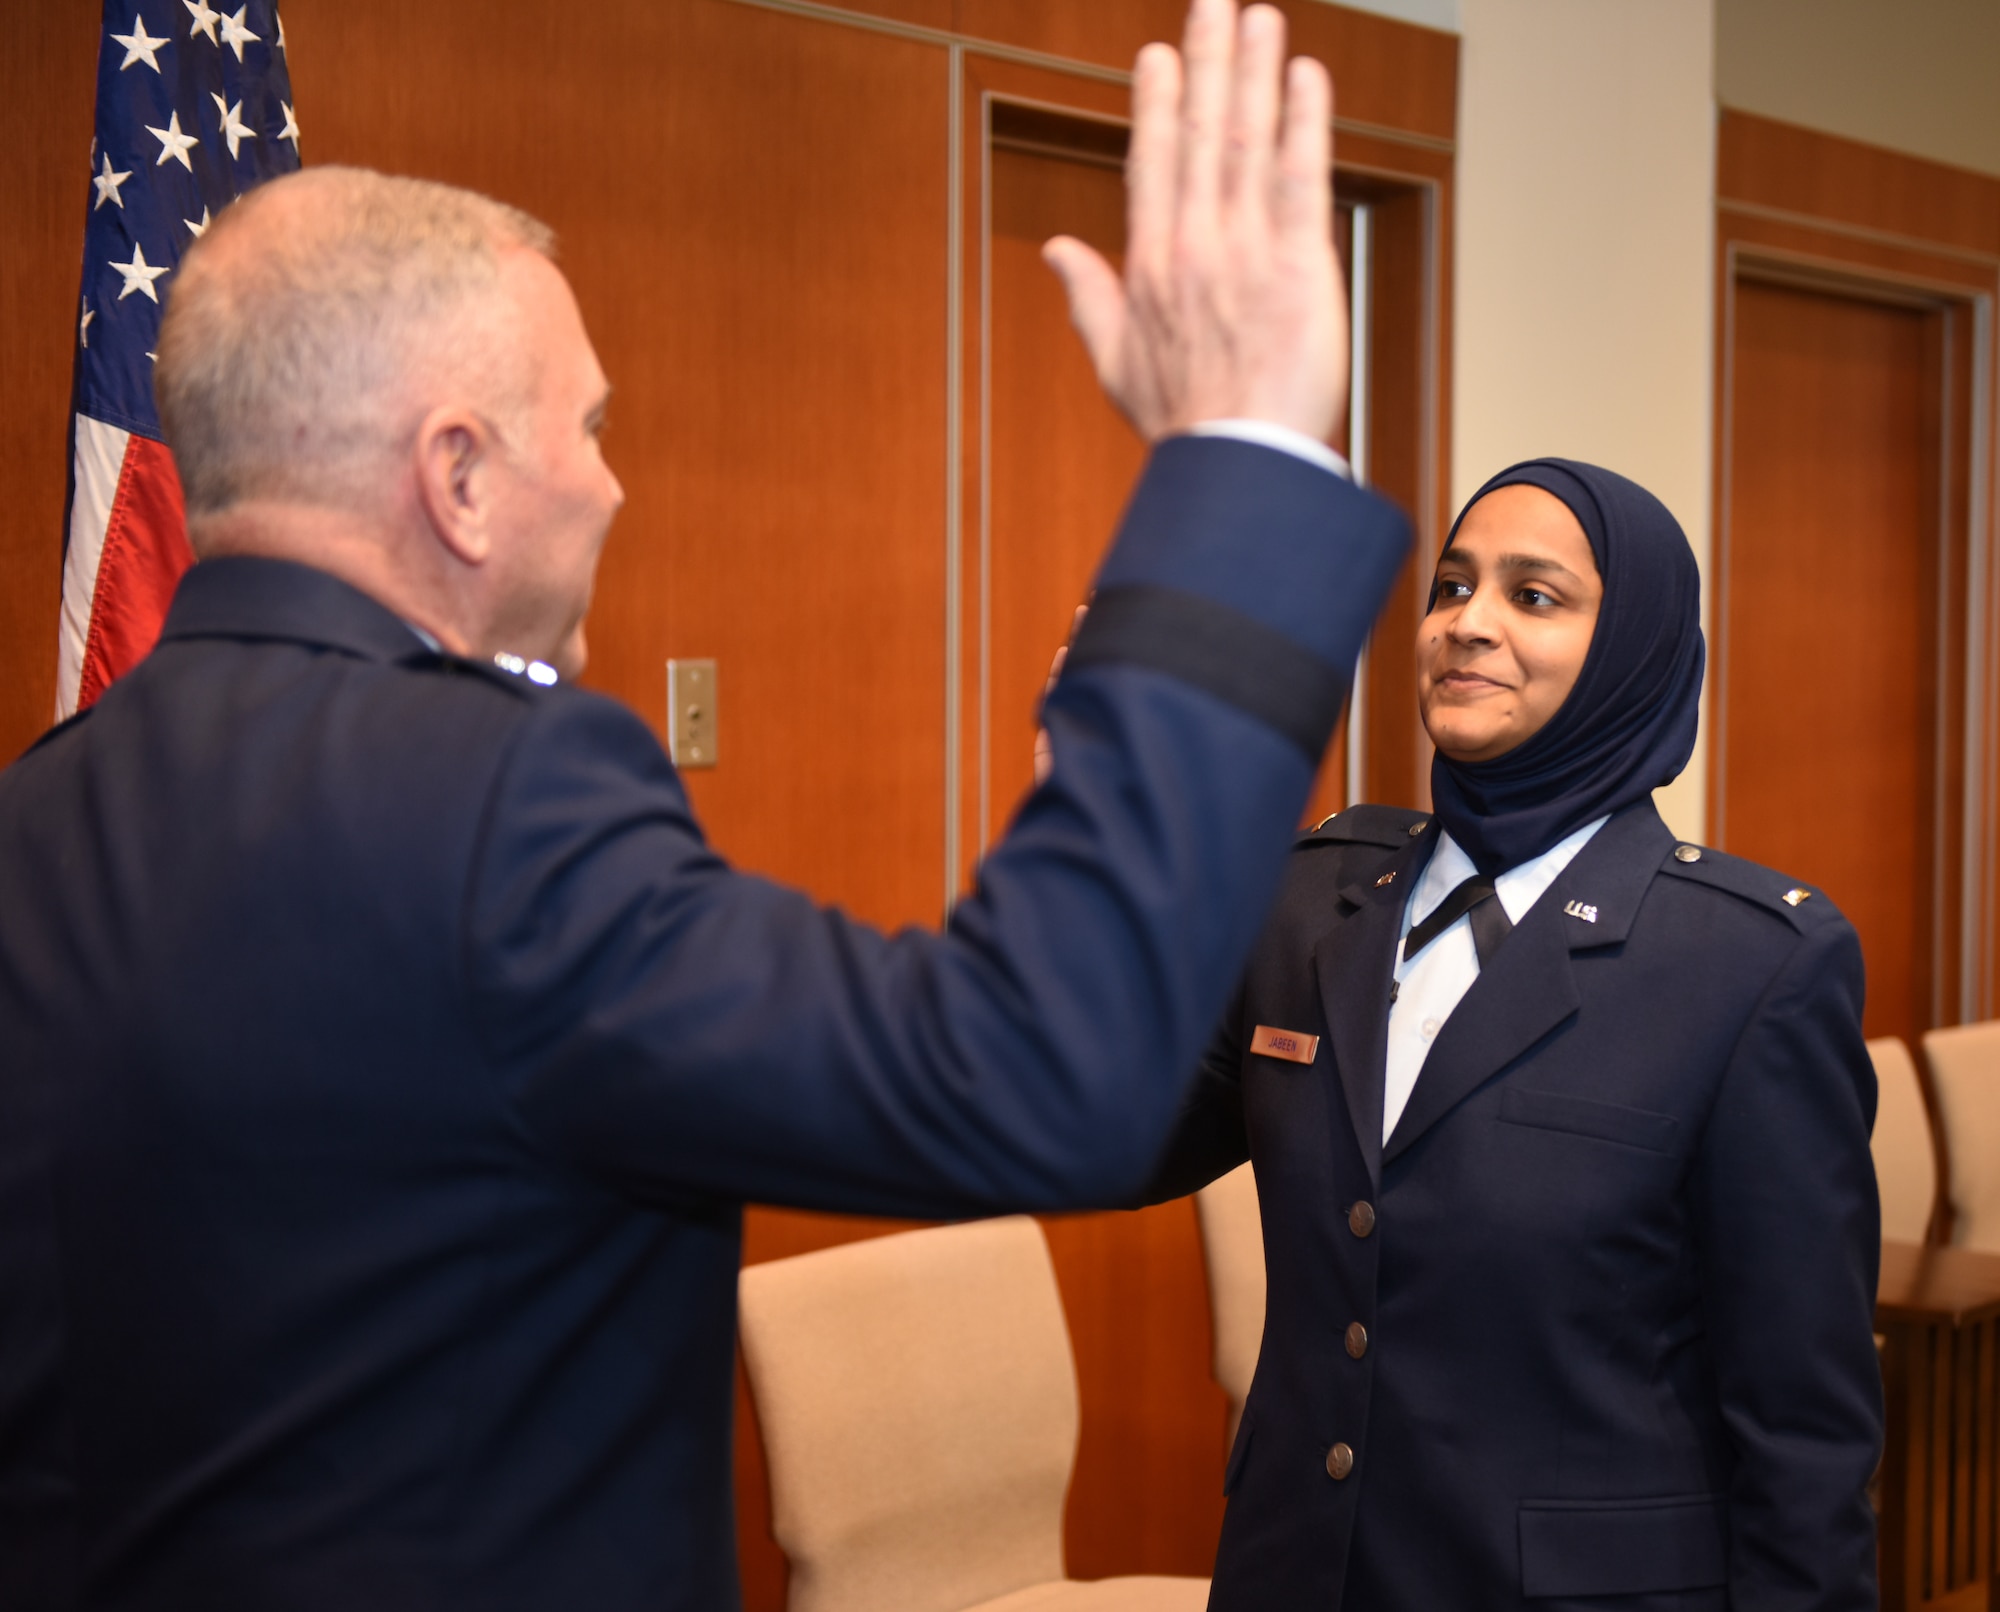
155 166 557 518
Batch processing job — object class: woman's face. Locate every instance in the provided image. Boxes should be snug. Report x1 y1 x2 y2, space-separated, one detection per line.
1417 484 1604 764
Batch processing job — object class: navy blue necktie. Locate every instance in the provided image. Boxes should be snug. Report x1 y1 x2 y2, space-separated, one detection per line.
1402 874 1513 968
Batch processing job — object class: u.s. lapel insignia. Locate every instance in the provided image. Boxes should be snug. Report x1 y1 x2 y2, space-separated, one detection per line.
1563 900 1599 923
1250 1025 1320 1065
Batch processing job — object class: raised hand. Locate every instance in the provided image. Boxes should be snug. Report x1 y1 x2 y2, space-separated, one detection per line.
1042 0 1347 446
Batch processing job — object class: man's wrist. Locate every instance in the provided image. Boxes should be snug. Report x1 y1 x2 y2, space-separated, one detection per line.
1184 419 1351 481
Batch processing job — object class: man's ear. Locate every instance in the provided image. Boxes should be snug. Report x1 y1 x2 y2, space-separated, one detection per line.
413 406 499 566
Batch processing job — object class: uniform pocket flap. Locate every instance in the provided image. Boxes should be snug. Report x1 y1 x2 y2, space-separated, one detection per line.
1499 1087 1678 1154
1519 1494 1726 1598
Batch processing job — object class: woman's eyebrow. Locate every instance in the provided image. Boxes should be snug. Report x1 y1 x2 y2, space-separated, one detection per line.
1436 547 1587 585
1494 553 1584 583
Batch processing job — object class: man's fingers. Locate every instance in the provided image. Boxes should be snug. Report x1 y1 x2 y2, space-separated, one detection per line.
1174 0 1236 250
1124 42 1182 277
1272 55 1333 248
1221 5 1285 218
1045 642 1069 693
1043 236 1127 380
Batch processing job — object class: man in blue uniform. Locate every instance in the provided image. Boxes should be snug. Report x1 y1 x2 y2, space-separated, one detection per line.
0 3 1407 1608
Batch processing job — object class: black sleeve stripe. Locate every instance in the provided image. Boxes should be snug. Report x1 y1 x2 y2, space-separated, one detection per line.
1062 584 1349 762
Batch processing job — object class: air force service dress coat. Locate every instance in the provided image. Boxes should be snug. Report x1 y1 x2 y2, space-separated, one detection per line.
0 439 1408 1612
1148 800 1882 1611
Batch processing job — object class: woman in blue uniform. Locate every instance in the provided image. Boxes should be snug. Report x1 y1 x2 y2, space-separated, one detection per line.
1147 459 1882 1610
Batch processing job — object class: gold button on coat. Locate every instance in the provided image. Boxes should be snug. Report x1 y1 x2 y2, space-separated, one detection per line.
1326 1442 1355 1480
1348 1200 1376 1238
1345 1322 1368 1359
1673 844 1702 863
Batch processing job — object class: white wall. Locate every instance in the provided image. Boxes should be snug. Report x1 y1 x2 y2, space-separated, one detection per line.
1717 0 2000 179
1452 0 1717 840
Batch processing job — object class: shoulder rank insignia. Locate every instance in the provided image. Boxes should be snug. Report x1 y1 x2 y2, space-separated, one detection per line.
493 652 559 686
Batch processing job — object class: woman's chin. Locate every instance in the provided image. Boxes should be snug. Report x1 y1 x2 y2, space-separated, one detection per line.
1428 723 1524 765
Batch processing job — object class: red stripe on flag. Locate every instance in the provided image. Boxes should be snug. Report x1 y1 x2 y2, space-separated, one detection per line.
75 436 193 712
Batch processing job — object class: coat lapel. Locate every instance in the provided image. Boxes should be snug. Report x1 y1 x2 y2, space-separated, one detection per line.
1310 826 1434 1188
1380 803 1675 1166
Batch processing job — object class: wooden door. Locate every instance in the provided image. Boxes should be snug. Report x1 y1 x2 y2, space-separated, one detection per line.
981 108 1232 1577
977 114 1434 852
981 114 1149 851
1716 277 1950 1046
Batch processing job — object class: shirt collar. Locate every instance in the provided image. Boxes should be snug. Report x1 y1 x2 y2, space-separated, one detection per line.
157 555 440 663
1406 815 1612 934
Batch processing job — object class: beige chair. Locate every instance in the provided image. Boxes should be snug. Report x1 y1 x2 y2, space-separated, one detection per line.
1923 1021 2000 1249
1868 1036 1940 1245
738 1217 1209 1612
1193 1163 1264 1444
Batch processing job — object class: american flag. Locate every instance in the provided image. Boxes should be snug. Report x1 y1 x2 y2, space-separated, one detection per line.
58 0 298 719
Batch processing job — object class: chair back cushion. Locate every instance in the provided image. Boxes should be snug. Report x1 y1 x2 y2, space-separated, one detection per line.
1867 1036 1937 1243
739 1216 1076 1612
1922 1022 2000 1249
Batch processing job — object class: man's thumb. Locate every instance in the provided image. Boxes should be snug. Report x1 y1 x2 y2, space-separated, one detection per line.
1042 236 1125 384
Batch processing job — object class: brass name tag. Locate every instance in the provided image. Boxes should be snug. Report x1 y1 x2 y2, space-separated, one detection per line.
1251 1025 1320 1065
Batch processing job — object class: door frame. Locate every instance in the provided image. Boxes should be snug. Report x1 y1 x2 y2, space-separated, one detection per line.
959 62 1457 869
1712 110 2000 1026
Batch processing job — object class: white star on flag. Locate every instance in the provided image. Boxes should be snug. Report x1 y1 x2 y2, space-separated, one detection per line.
185 204 212 238
278 100 300 148
92 152 133 210
111 14 169 72
218 5 260 61
111 242 171 303
145 110 199 170
79 300 95 349
211 93 255 158
276 10 285 50
184 0 221 44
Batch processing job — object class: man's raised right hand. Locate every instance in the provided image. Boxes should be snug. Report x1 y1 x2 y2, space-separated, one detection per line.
1042 0 1348 450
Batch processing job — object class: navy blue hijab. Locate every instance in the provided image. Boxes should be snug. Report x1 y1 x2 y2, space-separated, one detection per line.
1427 458 1704 875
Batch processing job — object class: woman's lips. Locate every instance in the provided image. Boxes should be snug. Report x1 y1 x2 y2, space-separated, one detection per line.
1436 670 1505 693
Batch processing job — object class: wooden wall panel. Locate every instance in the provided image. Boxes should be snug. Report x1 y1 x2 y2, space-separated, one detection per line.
1720 111 2000 263
0 10 96 765
285 0 951 929
1044 1203 1230 1578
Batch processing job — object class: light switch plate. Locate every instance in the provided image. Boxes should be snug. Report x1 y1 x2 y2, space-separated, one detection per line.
667 658 718 768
